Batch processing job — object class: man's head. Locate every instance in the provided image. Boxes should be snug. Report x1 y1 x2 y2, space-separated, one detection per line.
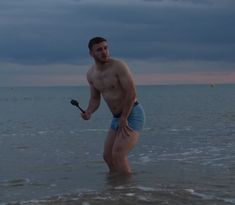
88 37 110 64
88 37 107 51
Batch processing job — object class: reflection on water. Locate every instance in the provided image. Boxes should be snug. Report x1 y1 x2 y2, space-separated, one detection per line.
105 172 135 188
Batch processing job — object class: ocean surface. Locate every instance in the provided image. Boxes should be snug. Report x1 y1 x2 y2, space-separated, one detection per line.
0 85 234 205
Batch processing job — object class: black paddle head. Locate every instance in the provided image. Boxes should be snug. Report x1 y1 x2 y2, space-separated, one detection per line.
70 99 85 113
70 99 79 107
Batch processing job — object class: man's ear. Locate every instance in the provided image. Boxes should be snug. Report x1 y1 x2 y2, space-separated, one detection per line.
89 50 93 57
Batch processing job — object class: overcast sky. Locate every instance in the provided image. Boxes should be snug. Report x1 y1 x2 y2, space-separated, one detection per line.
0 0 235 86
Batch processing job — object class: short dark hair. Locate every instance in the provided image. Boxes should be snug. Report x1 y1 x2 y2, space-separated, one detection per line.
88 37 107 51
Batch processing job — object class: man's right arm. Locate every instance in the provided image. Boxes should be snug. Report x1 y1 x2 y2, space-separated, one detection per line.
86 83 101 114
81 72 101 120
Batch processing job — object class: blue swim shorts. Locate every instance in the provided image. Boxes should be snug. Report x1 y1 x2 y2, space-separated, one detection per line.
110 102 145 132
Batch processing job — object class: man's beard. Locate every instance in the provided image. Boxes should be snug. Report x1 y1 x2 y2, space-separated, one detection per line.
96 55 109 64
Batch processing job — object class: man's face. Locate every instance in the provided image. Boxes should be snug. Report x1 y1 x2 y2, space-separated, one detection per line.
90 41 110 64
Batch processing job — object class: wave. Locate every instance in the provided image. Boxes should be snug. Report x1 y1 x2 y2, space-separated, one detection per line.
0 178 30 188
5 188 235 205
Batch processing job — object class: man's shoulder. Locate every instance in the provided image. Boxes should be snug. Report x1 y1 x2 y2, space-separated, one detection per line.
111 58 130 74
110 59 129 71
87 64 96 74
87 65 95 82
111 58 126 65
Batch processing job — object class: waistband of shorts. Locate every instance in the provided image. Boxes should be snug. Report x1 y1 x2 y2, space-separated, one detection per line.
113 101 139 118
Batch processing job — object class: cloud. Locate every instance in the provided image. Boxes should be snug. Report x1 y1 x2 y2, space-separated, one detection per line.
0 62 88 87
1 60 234 87
141 0 235 8
1 0 234 63
134 72 235 85
1 0 235 63
127 59 235 74
0 0 234 86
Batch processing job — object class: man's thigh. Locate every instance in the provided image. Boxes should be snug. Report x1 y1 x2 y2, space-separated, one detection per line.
113 127 140 155
103 129 117 155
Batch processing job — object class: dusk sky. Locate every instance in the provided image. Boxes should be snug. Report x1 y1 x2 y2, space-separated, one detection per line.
0 0 235 86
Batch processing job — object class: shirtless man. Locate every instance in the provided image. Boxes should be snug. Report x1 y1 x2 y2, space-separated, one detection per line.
81 37 145 175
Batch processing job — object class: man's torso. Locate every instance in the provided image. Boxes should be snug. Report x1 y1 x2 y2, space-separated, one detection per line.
88 59 126 115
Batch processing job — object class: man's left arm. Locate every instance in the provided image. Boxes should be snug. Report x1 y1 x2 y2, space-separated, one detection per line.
117 61 137 129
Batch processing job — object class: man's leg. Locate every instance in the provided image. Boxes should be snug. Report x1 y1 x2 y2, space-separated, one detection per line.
112 127 139 175
103 129 117 173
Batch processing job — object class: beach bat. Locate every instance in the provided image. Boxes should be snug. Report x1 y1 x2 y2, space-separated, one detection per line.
70 99 85 113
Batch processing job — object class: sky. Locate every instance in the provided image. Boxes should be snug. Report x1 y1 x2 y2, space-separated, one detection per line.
0 0 235 86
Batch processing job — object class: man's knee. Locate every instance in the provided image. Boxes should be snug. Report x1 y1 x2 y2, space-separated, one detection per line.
112 149 125 163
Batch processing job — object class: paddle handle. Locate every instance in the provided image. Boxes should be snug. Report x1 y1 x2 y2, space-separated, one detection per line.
77 105 85 113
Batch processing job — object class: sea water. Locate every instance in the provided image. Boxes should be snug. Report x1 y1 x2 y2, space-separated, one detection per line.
0 85 234 204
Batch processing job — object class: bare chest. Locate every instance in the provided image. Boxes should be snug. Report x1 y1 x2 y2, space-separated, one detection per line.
92 70 119 92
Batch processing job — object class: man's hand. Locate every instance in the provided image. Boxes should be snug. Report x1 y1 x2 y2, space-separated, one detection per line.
119 117 128 130
81 111 91 120
117 117 135 140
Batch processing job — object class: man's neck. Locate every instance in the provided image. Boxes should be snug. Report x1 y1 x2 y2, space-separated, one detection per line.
95 59 111 71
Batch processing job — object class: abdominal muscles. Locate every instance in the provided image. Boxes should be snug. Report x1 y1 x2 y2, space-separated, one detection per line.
102 87 123 115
